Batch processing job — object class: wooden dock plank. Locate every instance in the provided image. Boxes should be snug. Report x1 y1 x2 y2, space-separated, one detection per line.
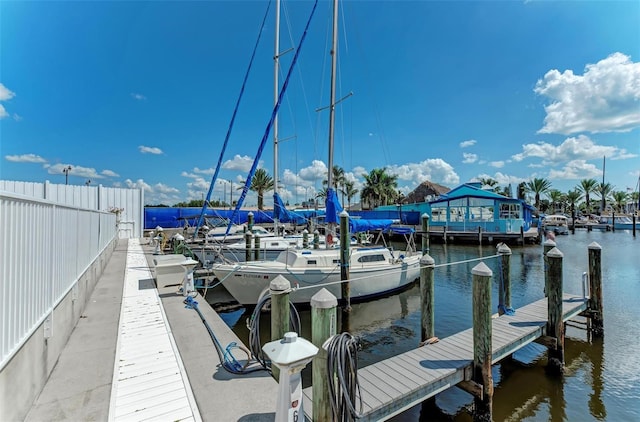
303 294 588 422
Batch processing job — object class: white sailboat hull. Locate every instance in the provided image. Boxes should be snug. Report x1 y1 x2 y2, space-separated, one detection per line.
212 248 422 305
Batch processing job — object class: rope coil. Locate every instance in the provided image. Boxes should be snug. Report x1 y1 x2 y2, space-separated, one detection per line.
325 333 363 421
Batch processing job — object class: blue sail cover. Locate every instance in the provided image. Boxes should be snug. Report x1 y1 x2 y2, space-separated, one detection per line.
273 192 308 224
326 187 396 233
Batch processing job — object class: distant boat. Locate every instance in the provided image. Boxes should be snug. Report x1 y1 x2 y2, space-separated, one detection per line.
542 214 569 235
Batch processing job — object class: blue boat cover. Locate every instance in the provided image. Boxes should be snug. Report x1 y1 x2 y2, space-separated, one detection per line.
273 192 308 224
326 187 396 233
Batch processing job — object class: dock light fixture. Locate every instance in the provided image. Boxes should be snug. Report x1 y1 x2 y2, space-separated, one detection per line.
63 165 72 185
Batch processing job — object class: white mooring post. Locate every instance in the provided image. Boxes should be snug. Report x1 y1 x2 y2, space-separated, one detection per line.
263 332 318 422
180 258 199 297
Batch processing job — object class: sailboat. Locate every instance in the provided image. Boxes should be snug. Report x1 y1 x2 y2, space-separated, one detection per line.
213 0 422 305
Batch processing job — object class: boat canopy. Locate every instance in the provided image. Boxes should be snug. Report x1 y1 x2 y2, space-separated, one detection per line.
326 188 396 233
273 192 309 224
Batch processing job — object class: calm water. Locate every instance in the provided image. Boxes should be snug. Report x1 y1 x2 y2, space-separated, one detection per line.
214 229 640 421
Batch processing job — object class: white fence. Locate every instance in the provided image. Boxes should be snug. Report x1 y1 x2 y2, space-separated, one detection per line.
0 191 117 370
0 180 144 238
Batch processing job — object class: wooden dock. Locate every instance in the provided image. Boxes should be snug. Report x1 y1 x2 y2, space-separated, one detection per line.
302 293 587 421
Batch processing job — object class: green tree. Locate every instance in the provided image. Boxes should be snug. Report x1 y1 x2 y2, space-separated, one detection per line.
547 189 565 213
612 191 628 212
565 190 583 216
361 168 399 209
597 182 614 213
243 168 274 210
343 180 359 210
479 177 499 192
524 178 552 211
577 178 599 214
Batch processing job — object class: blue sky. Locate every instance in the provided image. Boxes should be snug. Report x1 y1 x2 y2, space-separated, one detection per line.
1 0 639 206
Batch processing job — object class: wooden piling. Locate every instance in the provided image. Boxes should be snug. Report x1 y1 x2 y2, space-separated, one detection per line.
497 243 512 315
611 212 615 232
339 210 351 313
571 209 576 234
313 229 320 249
247 211 254 231
443 226 448 244
543 239 556 297
478 226 482 246
421 213 430 254
253 235 260 261
420 254 435 342
633 214 637 237
520 226 525 245
245 232 252 262
270 275 291 380
303 229 309 249
546 247 565 375
588 242 604 337
311 288 338 422
472 262 493 421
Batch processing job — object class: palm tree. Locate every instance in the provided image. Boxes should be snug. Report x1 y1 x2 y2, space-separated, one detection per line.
323 165 347 204
517 182 527 201
612 191 628 212
361 168 398 209
597 182 614 213
524 178 552 211
343 180 358 210
577 179 598 214
245 168 274 210
479 177 499 192
565 189 583 217
547 189 565 213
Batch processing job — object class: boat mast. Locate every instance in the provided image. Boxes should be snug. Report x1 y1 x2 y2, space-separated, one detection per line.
326 0 339 240
273 0 281 234
601 156 606 213
327 0 338 193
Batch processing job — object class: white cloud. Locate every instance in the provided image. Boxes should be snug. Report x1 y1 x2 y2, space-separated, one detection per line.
462 153 478 164
297 160 328 181
46 163 104 179
476 172 526 186
489 161 505 168
535 52 640 134
222 155 257 172
460 139 477 148
131 93 147 101
386 158 460 186
13 113 22 121
0 83 15 101
101 169 120 177
0 105 8 119
138 145 163 155
511 135 632 165
547 160 603 180
5 153 47 163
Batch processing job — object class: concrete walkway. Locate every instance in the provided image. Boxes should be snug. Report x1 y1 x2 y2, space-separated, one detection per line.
25 239 277 422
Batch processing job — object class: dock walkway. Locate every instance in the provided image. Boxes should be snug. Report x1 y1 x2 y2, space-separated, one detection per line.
303 293 587 421
25 238 277 422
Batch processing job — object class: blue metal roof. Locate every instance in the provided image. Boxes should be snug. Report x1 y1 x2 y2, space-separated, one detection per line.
431 183 516 203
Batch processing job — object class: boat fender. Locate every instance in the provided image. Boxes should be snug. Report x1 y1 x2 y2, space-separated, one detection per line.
326 233 334 245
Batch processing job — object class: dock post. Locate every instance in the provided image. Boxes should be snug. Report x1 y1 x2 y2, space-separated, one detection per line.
311 288 338 422
247 211 254 231
520 226 524 245
612 212 615 232
497 243 512 315
254 235 260 261
270 275 291 381
546 247 565 375
571 209 576 234
302 229 309 249
543 239 556 297
478 226 482 246
472 262 493 421
420 254 436 342
633 214 637 237
339 210 351 313
245 232 252 262
313 229 320 249
421 213 430 254
588 242 604 337
443 226 448 244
